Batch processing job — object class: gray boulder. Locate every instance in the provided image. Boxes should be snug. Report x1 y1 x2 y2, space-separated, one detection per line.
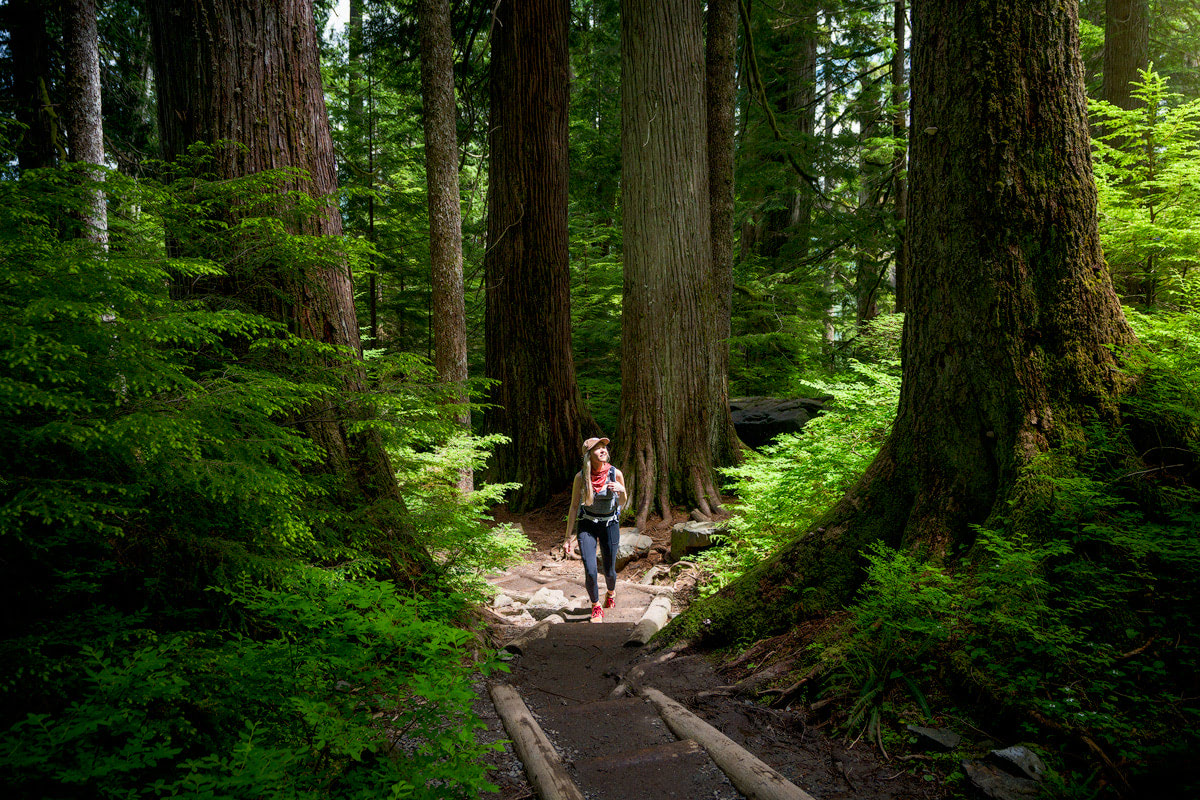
595 529 654 571
524 588 567 620
989 746 1047 782
962 760 1040 800
730 396 827 449
669 520 729 562
906 724 961 751
616 529 654 570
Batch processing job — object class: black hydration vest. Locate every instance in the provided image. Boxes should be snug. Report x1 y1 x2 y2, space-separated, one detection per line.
580 465 620 522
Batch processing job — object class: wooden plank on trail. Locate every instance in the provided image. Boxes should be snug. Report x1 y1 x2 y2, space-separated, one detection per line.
640 685 817 800
489 682 587 800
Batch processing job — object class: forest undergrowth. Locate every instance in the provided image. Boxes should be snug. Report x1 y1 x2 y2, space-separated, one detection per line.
0 161 531 799
691 308 1200 798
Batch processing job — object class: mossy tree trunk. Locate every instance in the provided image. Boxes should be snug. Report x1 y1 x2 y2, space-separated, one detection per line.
617 0 740 528
681 0 1137 644
147 0 432 585
482 0 591 512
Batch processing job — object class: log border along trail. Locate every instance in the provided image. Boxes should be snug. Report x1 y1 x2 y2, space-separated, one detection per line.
479 557 816 800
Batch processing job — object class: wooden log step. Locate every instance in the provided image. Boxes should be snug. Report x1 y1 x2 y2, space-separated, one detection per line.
640 685 817 800
488 682 586 800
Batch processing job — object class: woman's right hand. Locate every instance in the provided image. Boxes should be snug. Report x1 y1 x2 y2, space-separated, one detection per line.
564 536 574 556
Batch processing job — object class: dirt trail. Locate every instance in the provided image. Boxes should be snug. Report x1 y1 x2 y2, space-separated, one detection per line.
474 502 951 800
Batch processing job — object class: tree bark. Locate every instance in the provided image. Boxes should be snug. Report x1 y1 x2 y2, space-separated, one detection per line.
147 0 430 583
420 0 472 494
682 0 1136 642
63 0 107 245
1102 0 1149 111
483 0 588 511
707 0 740 463
618 0 736 526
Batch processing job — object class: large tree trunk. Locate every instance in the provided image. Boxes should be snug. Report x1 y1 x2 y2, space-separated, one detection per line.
1102 0 1149 111
683 0 1136 642
618 0 736 526
482 0 588 512
420 0 471 493
147 0 430 583
63 0 107 245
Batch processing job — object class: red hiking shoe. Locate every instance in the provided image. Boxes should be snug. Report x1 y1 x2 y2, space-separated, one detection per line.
603 592 616 609
590 604 604 623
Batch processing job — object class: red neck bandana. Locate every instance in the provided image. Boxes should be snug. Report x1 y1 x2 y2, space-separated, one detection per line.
590 465 608 495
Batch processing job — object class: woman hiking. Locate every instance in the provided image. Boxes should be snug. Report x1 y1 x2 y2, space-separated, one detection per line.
564 437 628 622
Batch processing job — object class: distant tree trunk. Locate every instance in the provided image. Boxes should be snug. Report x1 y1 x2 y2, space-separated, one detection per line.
891 0 908 313
618 0 736 526
6 0 59 170
685 0 1136 640
347 0 378 342
420 0 472 494
753 8 818 262
63 0 107 245
786 11 819 262
1102 0 1149 111
483 0 588 511
147 0 431 583
707 0 740 460
854 68 885 326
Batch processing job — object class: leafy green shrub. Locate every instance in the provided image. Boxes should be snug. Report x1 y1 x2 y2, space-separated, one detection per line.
392 430 532 600
0 159 511 798
701 357 900 593
1091 68 1200 308
1 575 500 799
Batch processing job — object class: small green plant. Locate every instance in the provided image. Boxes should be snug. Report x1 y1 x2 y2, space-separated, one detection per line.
827 542 953 749
392 429 532 600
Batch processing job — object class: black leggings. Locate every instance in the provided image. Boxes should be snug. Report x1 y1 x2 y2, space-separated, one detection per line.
576 517 619 604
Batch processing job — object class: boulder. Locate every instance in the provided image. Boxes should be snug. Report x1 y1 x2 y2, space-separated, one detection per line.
729 396 827 449
906 724 962 752
988 746 1047 783
962 760 1040 800
597 529 653 571
616 529 654 569
669 520 729 562
524 587 567 620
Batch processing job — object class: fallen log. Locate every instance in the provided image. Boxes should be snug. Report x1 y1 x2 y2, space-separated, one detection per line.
626 595 672 647
488 682 586 800
639 685 817 800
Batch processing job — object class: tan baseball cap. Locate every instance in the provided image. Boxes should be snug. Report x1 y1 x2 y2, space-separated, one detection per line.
582 437 610 454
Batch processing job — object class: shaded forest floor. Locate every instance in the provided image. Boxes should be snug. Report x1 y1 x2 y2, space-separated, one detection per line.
474 495 956 800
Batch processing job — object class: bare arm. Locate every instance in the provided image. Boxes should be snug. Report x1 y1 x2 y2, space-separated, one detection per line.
564 473 582 554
